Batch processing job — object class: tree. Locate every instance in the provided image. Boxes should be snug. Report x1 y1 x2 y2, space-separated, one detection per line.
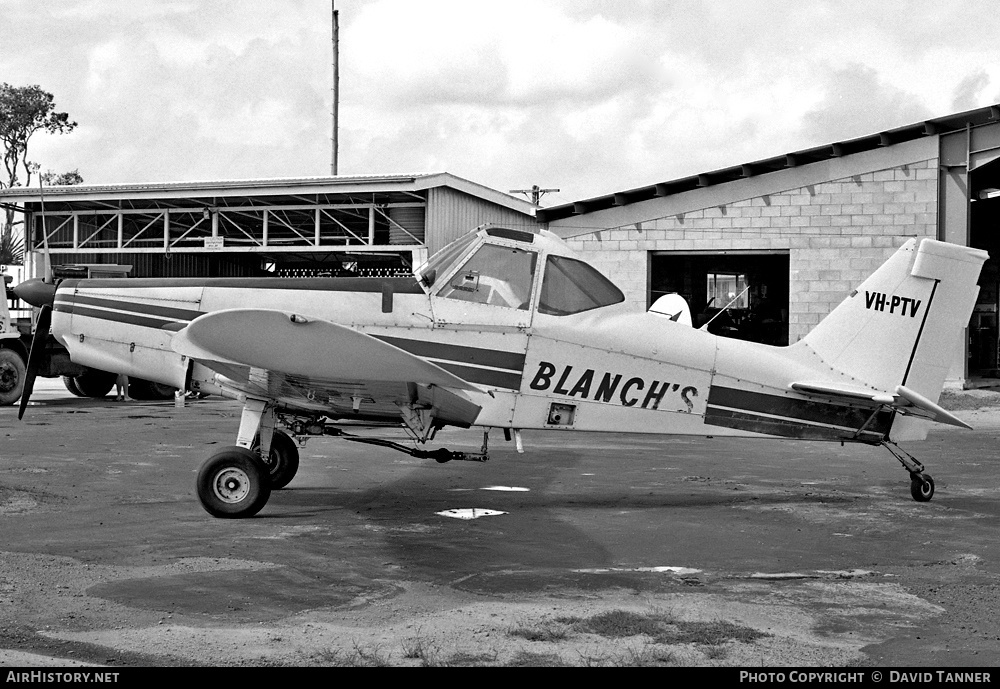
0 84 78 265
41 168 84 186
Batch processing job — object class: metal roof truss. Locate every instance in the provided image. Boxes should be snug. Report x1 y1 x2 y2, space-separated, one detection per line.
29 201 425 254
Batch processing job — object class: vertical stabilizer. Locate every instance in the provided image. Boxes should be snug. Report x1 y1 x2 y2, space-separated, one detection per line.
795 239 987 405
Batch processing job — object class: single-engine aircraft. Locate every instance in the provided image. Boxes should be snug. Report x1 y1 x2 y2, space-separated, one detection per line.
14 225 988 518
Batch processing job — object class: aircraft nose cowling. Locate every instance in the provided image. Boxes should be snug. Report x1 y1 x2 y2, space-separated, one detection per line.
12 278 57 308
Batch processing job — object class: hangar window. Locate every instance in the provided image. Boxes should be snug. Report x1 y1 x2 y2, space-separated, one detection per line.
437 244 537 310
706 272 749 309
650 251 789 345
538 255 625 316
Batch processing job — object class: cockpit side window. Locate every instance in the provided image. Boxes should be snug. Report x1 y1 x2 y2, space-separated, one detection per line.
437 244 537 310
538 255 625 316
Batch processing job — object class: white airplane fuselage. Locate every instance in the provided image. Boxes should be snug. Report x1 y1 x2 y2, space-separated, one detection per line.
50 276 892 444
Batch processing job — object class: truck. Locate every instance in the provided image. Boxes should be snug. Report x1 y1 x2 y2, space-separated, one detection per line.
1 264 176 405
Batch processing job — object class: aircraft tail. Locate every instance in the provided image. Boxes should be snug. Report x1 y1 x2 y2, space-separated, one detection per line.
794 239 987 409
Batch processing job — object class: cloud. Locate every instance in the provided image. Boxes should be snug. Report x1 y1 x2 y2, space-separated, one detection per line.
6 0 1000 202
800 64 933 143
952 71 991 112
346 0 665 108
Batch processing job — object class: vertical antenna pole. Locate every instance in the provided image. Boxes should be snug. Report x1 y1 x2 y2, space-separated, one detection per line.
331 3 340 175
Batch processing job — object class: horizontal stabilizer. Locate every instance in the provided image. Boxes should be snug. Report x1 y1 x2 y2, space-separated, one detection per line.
790 381 895 405
171 308 478 391
894 384 971 430
789 380 971 430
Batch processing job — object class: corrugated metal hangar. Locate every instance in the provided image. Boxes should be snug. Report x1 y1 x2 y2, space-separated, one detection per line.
1 172 534 279
537 103 1000 387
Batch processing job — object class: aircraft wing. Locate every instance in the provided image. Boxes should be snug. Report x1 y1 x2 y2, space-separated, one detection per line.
790 380 971 430
170 308 484 425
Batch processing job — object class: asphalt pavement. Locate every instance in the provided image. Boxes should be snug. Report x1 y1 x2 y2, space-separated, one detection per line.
1 378 998 667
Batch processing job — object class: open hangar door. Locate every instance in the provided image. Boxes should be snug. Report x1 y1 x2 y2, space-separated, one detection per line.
649 251 789 345
969 156 1000 379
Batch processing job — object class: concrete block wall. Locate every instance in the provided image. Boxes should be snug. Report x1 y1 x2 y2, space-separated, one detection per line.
564 158 939 343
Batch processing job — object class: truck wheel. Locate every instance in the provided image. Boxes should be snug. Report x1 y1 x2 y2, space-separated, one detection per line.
0 348 26 406
62 375 86 397
73 369 117 398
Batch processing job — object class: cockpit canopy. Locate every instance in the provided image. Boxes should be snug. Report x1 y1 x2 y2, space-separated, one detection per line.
417 227 625 317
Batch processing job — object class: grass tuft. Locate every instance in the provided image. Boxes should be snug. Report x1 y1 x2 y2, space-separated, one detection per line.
556 609 770 646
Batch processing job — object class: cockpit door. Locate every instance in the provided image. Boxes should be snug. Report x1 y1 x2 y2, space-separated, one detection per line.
430 241 539 330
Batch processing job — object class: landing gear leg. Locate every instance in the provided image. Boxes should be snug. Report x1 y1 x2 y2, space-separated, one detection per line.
196 397 274 518
881 440 935 502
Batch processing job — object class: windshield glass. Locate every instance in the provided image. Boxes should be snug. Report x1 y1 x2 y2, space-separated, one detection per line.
437 244 537 310
538 255 625 316
417 232 479 288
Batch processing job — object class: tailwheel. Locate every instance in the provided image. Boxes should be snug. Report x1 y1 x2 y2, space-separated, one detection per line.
252 429 300 490
910 473 935 502
196 446 271 518
881 440 936 503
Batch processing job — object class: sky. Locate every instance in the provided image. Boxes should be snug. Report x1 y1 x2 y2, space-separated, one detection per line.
2 0 999 207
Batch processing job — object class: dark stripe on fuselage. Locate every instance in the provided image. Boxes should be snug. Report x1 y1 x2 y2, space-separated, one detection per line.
63 294 203 322
435 362 522 390
55 302 182 331
60 276 425 293
55 290 525 390
374 335 525 373
705 385 893 442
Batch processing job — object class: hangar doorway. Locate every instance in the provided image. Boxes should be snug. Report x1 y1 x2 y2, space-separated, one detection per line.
649 251 789 345
969 156 1000 379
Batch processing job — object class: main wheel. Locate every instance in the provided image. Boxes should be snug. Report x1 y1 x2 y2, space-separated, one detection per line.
73 369 117 398
129 378 177 401
251 429 300 490
196 446 272 518
0 348 26 406
62 375 86 397
910 473 935 502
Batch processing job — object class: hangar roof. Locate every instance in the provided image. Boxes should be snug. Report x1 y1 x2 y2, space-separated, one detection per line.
536 103 1000 224
0 171 535 216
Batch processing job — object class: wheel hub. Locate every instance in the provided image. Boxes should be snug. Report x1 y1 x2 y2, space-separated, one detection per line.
0 363 16 392
212 467 251 503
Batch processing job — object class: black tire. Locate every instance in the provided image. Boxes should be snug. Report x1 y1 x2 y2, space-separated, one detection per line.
196 446 272 518
0 348 26 406
73 369 117 398
62 375 86 397
129 378 176 401
251 429 300 490
910 474 935 502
